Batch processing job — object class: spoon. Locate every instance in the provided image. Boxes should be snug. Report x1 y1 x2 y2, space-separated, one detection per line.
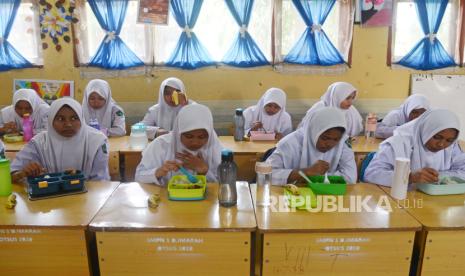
178 166 198 183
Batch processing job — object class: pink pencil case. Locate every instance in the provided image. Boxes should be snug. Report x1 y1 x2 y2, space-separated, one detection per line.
250 131 275 141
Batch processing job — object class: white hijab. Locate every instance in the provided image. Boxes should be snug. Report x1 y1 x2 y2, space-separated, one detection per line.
245 88 288 132
386 109 460 172
155 77 188 130
31 98 106 177
82 79 115 129
301 82 363 136
384 94 431 125
1 89 50 130
299 107 348 172
169 103 222 169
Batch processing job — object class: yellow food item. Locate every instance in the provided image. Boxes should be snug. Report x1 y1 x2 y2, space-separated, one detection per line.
70 180 80 185
148 193 161 208
38 181 48 188
172 91 179 105
284 184 300 195
5 193 17 209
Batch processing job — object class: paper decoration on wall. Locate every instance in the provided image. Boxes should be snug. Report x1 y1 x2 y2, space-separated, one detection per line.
137 0 170 25
39 0 79 51
14 79 74 105
361 0 393 27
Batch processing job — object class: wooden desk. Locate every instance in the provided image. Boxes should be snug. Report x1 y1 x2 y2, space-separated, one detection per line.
90 182 256 276
351 136 382 177
108 136 144 182
253 183 421 275
220 136 276 182
380 186 465 276
0 181 119 275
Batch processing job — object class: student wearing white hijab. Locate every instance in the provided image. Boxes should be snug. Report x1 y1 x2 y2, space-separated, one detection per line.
11 98 110 182
136 104 223 186
267 107 357 185
243 88 292 140
365 109 465 186
0 89 50 135
139 77 194 140
376 94 430 139
298 82 363 137
82 79 126 137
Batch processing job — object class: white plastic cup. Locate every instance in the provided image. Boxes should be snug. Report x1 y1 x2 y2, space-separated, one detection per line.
391 157 411 200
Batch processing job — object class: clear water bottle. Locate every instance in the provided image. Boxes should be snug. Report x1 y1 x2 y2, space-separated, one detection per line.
130 123 148 150
218 149 238 207
234 108 245 141
255 162 271 206
89 118 100 130
22 113 33 142
365 112 377 143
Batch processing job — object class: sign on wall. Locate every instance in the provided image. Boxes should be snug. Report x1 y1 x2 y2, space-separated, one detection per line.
14 79 74 105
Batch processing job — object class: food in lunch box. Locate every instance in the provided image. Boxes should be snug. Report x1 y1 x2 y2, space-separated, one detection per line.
284 184 300 195
64 169 77 175
5 193 17 209
148 193 161 208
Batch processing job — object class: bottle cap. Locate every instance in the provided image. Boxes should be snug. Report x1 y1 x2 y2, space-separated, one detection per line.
235 108 243 116
221 149 234 161
255 162 272 174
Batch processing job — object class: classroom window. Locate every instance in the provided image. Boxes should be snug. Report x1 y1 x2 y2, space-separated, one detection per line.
275 0 354 67
391 0 459 68
74 0 272 68
4 1 43 66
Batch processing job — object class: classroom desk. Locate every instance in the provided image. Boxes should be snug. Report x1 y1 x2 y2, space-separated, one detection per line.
351 136 382 175
379 186 465 276
0 181 119 275
220 136 277 181
89 182 256 276
252 183 421 276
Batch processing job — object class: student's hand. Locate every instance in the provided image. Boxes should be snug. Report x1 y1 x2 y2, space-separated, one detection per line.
11 171 27 183
409 168 439 184
23 162 46 177
155 161 180 178
304 160 330 176
156 128 169 137
178 92 188 106
175 151 208 175
275 132 284 141
251 121 263 131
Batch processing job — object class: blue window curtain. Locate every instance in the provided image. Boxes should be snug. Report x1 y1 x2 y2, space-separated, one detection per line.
165 0 214 70
396 0 455 70
222 0 269 67
87 0 143 69
284 0 344 66
0 0 33 72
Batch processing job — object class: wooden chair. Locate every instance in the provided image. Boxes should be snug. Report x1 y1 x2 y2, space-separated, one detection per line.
108 151 120 181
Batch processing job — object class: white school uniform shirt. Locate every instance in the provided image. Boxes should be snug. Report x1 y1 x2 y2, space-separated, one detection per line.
267 107 357 185
82 79 126 137
139 77 194 139
298 82 363 137
243 88 293 136
375 94 430 139
135 103 223 186
11 97 110 181
365 109 465 186
0 89 50 135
